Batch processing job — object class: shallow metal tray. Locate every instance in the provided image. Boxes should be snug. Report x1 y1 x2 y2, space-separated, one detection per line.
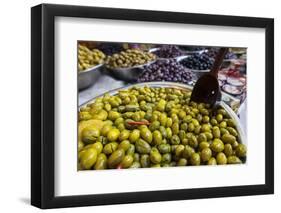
78 64 103 90
104 60 156 82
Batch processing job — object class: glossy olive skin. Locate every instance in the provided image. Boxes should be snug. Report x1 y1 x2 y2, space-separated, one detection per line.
94 153 107 170
78 86 246 170
82 126 100 144
80 148 98 169
108 149 125 169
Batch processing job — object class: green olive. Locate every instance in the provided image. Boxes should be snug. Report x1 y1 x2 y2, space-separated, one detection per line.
108 149 125 169
92 109 108 120
78 140 84 151
177 158 188 166
149 121 160 131
166 117 173 127
198 133 207 142
94 153 107 170
130 162 141 168
216 152 227 165
226 127 238 137
103 142 118 155
190 153 201 166
199 141 210 151
235 144 247 157
158 144 171 154
175 144 185 157
171 135 180 145
118 140 131 151
82 126 100 144
201 148 212 162
224 143 233 157
182 145 195 159
188 135 198 148
107 128 120 142
161 153 172 164
207 157 217 165
210 139 225 152
120 155 134 168
159 126 167 138
212 127 221 138
159 113 168 126
92 142 103 154
140 154 150 168
126 144 135 156
135 139 151 154
166 128 172 139
153 130 163 145
129 129 140 143
108 111 121 121
172 123 179 135
101 124 112 136
227 156 242 164
221 134 236 144
80 148 98 170
119 129 130 141
140 128 153 144
150 151 162 164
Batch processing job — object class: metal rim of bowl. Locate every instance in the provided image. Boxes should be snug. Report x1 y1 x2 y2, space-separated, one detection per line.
78 63 104 75
105 59 157 72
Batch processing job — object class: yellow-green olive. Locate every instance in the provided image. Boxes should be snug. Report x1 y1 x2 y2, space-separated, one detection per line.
216 152 227 165
80 148 98 169
210 139 225 153
235 144 247 157
107 128 120 142
108 149 125 169
94 153 107 170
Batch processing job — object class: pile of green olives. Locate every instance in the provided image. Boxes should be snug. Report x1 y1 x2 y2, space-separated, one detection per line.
105 49 156 68
78 86 246 170
78 44 106 72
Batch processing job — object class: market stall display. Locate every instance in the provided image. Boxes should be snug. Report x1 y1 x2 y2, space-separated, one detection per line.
78 83 246 170
137 59 192 84
180 52 214 70
105 49 156 68
78 44 105 72
153 45 184 59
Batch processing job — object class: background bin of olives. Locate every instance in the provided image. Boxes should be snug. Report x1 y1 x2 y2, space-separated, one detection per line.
78 83 246 171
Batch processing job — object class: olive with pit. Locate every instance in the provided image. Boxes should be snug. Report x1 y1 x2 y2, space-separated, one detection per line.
82 126 100 144
94 153 107 170
135 139 151 154
140 128 153 144
107 128 120 142
210 139 225 153
129 129 140 143
120 155 134 168
80 148 98 169
108 149 125 169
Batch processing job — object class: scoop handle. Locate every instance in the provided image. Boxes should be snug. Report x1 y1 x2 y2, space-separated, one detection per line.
210 48 228 77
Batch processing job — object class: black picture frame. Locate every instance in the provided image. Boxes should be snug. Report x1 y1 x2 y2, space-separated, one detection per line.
31 3 274 209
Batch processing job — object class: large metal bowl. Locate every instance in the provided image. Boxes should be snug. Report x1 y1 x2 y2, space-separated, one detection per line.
78 64 103 90
104 60 156 82
79 81 246 145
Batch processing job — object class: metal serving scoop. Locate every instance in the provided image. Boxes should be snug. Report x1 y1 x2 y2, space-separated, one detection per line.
190 48 228 106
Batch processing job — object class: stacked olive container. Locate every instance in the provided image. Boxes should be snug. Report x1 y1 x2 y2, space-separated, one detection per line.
78 83 246 170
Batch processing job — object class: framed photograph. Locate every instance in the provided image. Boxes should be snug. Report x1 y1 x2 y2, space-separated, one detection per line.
31 4 274 209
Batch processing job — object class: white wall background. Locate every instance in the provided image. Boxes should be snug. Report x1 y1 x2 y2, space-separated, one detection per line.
0 0 279 212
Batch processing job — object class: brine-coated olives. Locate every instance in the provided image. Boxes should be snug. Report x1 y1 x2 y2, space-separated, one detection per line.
78 44 105 71
105 49 156 68
78 86 246 170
